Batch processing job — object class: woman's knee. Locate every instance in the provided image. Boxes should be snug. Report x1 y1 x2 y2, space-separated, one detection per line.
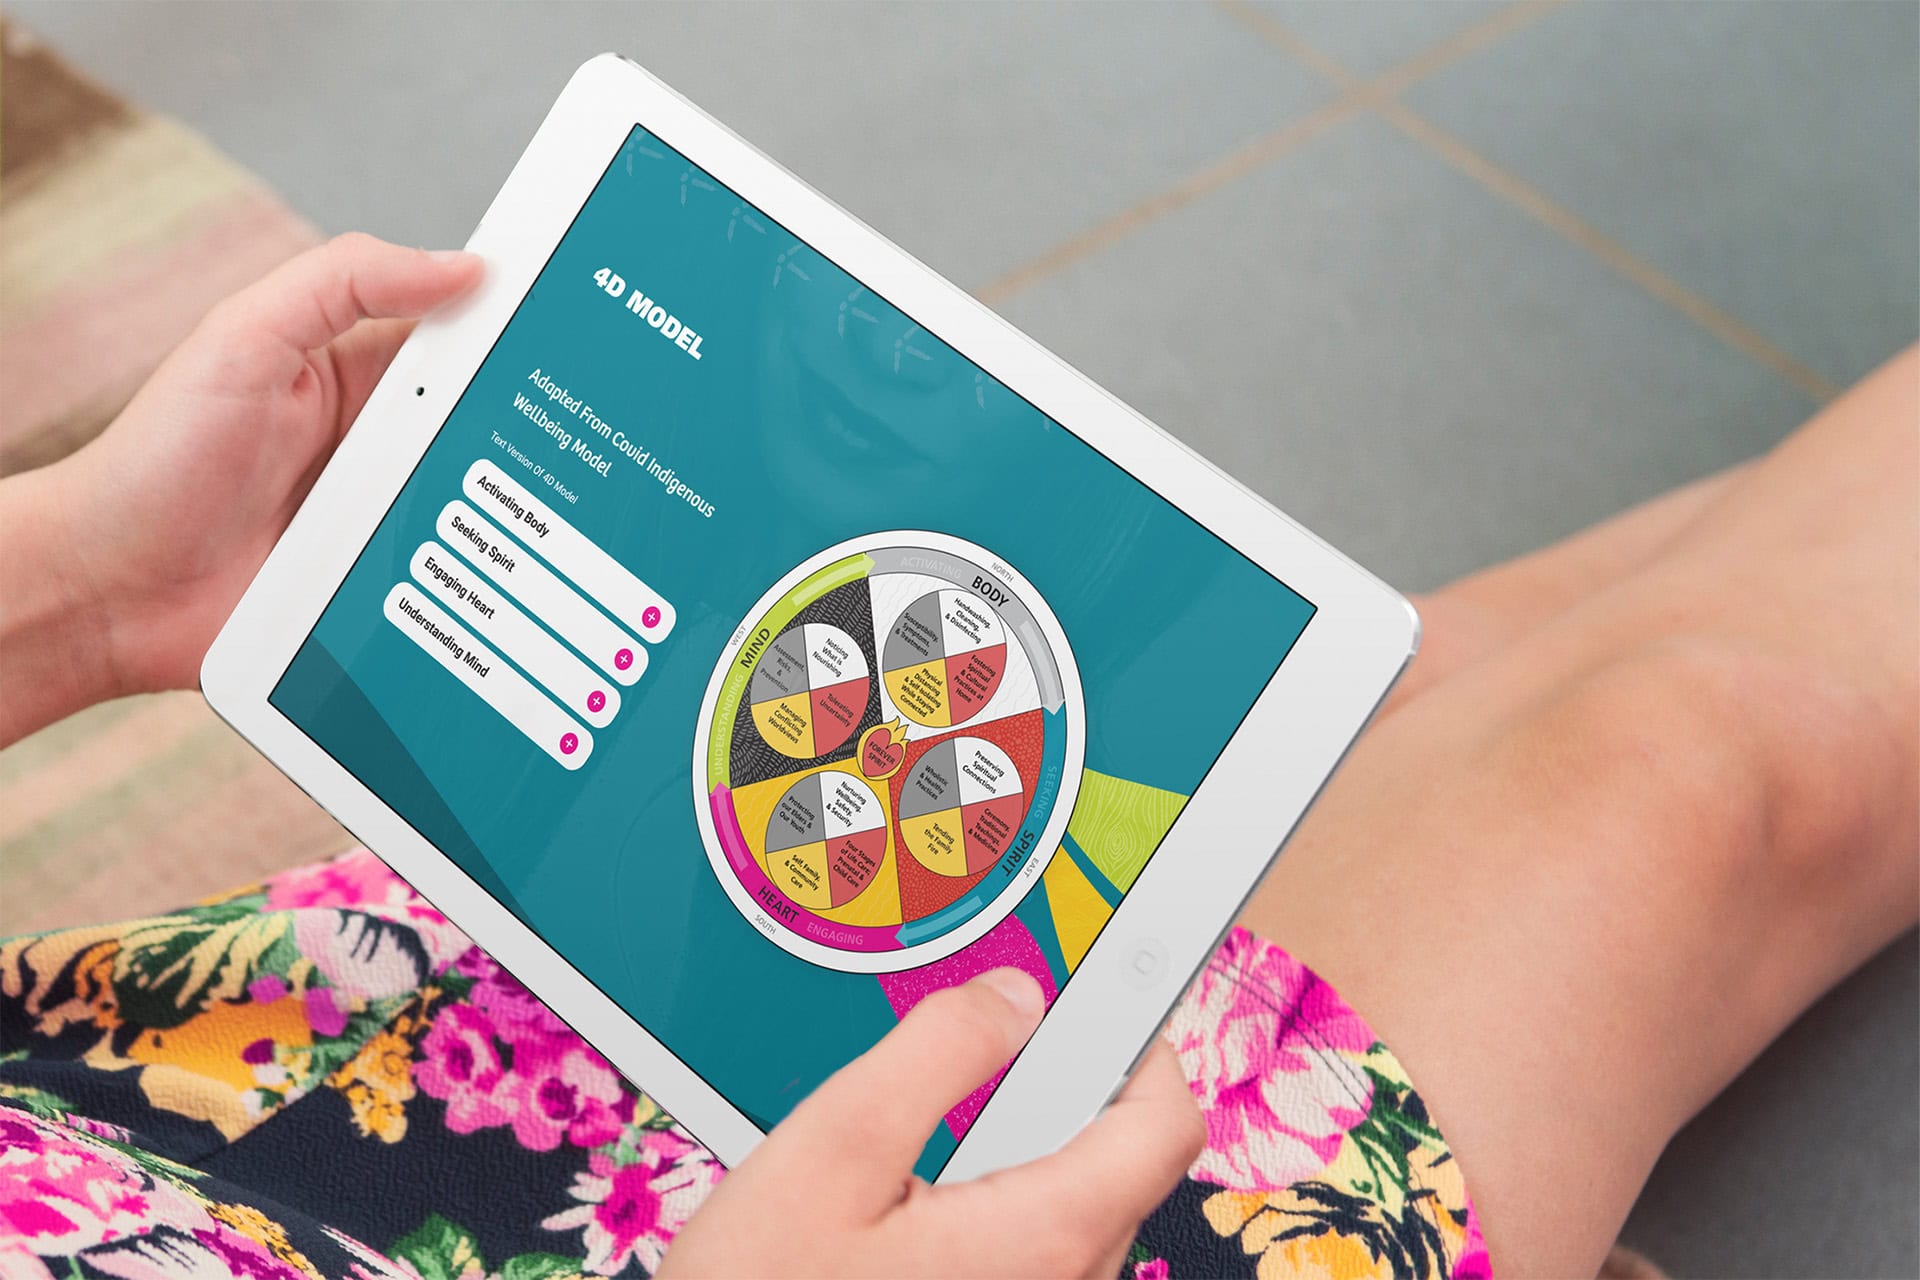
1500 638 1783 882
1505 630 1900 898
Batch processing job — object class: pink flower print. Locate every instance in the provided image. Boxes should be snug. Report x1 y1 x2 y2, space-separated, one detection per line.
468 966 570 1045
415 1003 515 1134
507 1037 626 1152
563 1098 627 1152
265 849 407 911
85 1225 310 1280
399 905 470 975
0 1112 207 1256
1133 1259 1170 1280
193 1225 311 1280
451 946 502 983
541 1134 722 1276
1165 929 1375 1193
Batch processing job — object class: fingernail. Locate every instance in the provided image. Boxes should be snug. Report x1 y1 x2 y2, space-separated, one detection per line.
977 968 1045 1022
426 248 478 265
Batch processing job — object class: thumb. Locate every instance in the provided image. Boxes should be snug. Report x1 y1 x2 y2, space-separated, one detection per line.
210 232 482 376
744 968 1046 1213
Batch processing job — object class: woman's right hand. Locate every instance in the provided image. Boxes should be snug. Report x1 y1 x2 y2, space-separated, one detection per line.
655 968 1203 1279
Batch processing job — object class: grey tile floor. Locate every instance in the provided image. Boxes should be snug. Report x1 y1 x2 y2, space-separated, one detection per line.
15 1 1917 1275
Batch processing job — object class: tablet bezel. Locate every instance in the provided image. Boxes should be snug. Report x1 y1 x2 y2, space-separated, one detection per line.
203 53 1418 1182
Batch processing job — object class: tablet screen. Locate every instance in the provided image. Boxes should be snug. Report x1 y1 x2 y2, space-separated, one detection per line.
271 124 1314 1176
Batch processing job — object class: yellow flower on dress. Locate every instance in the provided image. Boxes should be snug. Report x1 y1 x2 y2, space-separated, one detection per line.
1256 1227 1384 1280
391 984 442 1040
1202 1155 1469 1280
110 991 315 1140
210 1200 322 1276
1206 1185 1398 1280
1202 1188 1270 1241
329 1028 417 1142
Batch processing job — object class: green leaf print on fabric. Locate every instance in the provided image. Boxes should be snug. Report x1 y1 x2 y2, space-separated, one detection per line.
114 903 294 1029
391 1213 588 1280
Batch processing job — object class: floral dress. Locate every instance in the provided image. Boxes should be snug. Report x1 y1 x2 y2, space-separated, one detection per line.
0 850 1487 1279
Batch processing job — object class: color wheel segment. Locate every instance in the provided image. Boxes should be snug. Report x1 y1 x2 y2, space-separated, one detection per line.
898 738 1024 877
764 770 889 910
882 589 1008 729
749 622 871 759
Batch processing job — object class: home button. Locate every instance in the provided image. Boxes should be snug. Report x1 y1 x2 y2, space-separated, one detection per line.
1120 938 1169 989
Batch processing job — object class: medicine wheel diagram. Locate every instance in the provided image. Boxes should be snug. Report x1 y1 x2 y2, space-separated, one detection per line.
694 532 1085 972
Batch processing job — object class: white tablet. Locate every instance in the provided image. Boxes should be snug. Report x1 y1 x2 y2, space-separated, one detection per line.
203 54 1417 1183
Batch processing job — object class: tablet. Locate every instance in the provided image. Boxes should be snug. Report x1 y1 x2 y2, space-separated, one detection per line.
203 54 1417 1183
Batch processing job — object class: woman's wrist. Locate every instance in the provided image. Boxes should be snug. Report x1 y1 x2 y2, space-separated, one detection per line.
0 458 131 744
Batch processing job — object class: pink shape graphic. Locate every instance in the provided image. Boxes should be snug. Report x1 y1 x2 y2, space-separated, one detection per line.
587 690 607 713
615 649 634 670
559 733 579 756
875 914 1059 1137
642 606 662 629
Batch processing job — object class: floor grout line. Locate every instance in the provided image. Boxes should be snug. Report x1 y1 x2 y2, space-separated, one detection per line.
1218 0 1842 404
974 97 1362 307
972 1 1560 307
978 0 1840 406
1215 0 1356 88
1379 102 1841 404
1367 0 1568 99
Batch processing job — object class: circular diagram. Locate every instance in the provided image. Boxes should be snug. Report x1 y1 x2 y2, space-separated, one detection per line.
693 532 1084 973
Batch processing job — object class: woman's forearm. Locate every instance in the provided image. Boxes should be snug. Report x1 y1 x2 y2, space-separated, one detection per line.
0 461 124 747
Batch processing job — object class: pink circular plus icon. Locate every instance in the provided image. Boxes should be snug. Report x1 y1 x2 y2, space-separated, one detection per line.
614 648 634 671
642 606 662 630
559 732 579 756
587 690 606 713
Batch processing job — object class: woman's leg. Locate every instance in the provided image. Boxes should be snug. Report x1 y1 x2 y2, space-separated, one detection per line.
1395 464 1746 708
1240 347 1919 1277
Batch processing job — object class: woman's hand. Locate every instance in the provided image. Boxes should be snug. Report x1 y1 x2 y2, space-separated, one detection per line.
657 969 1203 1279
0 234 481 742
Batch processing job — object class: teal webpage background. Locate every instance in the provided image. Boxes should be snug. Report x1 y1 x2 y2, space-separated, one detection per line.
272 126 1314 1176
